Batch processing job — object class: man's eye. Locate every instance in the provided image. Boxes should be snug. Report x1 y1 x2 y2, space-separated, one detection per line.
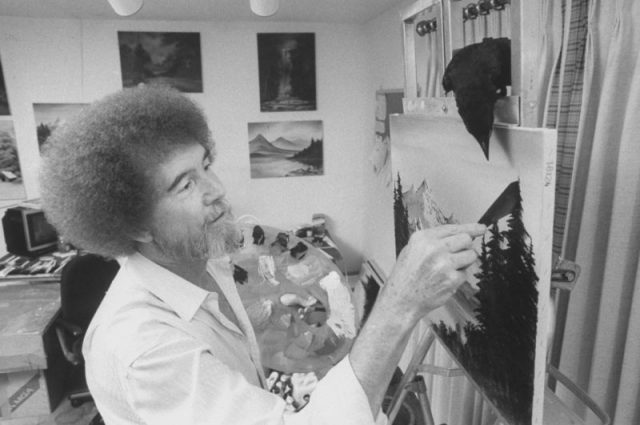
181 180 194 192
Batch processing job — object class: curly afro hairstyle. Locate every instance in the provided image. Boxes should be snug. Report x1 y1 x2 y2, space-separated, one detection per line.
39 85 212 258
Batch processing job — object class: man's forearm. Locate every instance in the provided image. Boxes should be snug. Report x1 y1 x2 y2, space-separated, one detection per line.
347 223 484 418
348 298 419 418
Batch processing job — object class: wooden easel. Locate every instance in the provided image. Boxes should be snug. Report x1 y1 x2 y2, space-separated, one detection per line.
385 257 611 425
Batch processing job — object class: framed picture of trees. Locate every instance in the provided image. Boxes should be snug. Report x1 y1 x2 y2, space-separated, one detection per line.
0 58 10 116
118 31 202 93
0 119 25 201
390 111 556 425
33 103 87 152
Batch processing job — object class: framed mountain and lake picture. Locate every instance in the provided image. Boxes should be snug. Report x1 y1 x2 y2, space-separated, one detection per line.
248 120 323 179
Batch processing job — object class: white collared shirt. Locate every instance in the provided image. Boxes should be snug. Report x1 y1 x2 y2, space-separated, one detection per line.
83 252 382 425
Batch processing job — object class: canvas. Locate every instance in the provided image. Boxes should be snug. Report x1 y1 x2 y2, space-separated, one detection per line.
390 111 555 425
33 103 87 152
257 33 316 112
370 89 403 185
118 31 203 92
248 120 323 179
0 120 25 202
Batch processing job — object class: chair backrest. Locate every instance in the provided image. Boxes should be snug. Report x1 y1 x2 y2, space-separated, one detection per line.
59 253 120 331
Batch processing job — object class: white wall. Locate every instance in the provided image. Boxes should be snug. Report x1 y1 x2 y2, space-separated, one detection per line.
0 17 371 272
361 3 408 276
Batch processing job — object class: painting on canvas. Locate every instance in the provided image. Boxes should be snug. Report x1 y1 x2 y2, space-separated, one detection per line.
248 120 323 179
257 33 316 112
0 119 25 201
390 112 555 425
33 103 87 152
118 31 202 92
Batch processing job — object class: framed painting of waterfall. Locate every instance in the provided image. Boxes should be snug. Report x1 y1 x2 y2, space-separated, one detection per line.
257 33 316 112
390 109 556 425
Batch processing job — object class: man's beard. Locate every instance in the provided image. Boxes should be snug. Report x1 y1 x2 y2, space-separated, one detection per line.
152 208 242 261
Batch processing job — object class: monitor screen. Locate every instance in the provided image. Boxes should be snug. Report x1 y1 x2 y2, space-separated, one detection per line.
26 212 58 247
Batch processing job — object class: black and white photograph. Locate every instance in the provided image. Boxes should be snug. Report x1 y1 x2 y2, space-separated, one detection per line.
249 120 323 178
258 33 316 112
118 31 202 92
0 2 637 425
0 119 25 201
33 103 87 151
0 58 10 116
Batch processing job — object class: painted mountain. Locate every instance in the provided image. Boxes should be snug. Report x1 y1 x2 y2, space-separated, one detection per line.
249 134 298 156
403 178 457 233
248 120 323 179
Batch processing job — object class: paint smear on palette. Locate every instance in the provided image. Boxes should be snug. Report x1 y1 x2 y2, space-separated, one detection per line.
231 224 358 378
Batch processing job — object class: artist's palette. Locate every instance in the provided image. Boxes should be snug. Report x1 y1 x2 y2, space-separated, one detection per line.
230 224 357 379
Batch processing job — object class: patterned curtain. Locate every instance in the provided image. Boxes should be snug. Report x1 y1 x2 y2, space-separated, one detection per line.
545 0 589 256
558 0 640 423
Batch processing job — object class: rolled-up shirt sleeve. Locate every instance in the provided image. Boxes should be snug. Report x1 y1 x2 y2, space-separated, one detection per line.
287 356 388 425
123 330 386 425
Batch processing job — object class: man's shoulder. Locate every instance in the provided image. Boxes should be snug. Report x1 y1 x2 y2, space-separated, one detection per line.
84 277 189 367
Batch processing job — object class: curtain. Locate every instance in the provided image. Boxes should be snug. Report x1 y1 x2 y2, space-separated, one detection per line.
558 0 640 424
545 0 587 257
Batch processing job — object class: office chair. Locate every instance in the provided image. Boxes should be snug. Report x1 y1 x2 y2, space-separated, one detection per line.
55 253 120 423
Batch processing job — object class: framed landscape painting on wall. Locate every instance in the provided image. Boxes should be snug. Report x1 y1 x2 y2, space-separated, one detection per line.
248 120 323 178
33 103 87 151
0 119 25 201
118 31 202 92
257 33 316 112
390 110 556 425
0 58 10 116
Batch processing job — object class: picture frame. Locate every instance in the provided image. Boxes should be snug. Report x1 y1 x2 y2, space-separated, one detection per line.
248 120 323 178
257 33 316 112
33 103 87 152
0 119 25 202
118 31 203 92
0 58 10 116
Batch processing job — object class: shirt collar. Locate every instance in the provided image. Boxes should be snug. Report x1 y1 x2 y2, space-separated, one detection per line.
124 252 209 321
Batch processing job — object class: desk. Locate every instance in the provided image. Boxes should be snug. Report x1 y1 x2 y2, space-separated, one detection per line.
0 283 67 421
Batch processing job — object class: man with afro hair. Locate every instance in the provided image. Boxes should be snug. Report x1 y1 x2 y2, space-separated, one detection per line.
40 85 484 425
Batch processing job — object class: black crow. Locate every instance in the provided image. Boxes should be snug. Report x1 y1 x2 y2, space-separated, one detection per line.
442 37 511 160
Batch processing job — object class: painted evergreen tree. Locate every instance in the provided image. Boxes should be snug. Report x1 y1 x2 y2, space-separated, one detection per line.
432 181 538 425
393 173 410 256
498 181 538 418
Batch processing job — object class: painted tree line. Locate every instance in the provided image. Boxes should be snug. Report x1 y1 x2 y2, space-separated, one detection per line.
291 138 323 168
394 174 538 425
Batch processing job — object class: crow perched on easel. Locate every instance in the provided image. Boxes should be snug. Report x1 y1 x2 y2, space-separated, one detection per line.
442 37 511 160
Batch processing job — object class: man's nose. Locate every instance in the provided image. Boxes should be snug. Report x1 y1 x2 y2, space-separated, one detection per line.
202 172 225 205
